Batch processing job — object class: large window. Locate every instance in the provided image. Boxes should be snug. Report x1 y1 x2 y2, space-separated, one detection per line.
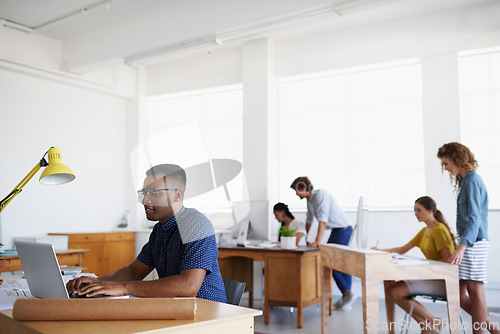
278 61 425 208
140 85 245 211
459 48 500 208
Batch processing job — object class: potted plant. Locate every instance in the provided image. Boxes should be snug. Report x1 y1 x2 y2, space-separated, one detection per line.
279 226 297 249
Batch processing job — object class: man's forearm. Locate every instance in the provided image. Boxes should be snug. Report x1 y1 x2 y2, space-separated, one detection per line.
99 263 144 282
98 259 154 282
315 222 327 244
306 222 312 233
122 268 206 298
120 275 197 298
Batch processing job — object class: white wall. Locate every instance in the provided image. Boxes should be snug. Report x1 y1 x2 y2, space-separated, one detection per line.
0 66 136 248
274 1 500 77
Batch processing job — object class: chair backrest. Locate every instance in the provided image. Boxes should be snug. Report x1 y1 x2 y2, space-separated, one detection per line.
412 293 447 302
223 277 246 306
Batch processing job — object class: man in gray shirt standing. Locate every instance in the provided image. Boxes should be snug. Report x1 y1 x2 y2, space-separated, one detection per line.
291 176 357 311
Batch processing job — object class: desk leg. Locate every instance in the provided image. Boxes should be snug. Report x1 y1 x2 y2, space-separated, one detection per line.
384 280 396 334
321 265 331 334
77 252 85 267
444 278 461 334
264 259 270 325
297 304 303 328
249 289 253 308
363 277 380 334
297 254 304 329
329 276 333 315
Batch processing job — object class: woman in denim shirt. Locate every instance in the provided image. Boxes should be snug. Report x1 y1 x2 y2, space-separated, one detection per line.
438 142 499 334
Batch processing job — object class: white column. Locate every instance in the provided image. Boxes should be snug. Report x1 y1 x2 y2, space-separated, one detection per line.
129 67 148 229
242 38 278 240
421 54 461 223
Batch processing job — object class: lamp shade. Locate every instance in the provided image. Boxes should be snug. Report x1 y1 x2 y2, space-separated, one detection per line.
39 147 75 185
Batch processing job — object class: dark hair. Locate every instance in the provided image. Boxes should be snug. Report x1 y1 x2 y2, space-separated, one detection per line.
146 164 186 191
437 142 478 189
273 202 295 220
415 196 456 248
290 176 314 192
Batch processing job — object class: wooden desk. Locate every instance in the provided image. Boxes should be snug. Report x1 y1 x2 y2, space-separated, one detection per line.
320 244 460 334
0 249 88 273
218 245 323 328
0 298 262 333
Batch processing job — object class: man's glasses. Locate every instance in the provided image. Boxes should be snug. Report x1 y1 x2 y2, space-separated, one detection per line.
137 188 177 202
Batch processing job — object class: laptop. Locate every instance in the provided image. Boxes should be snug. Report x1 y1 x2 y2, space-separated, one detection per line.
14 240 116 299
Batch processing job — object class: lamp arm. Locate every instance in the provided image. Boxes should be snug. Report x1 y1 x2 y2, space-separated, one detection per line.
0 158 48 213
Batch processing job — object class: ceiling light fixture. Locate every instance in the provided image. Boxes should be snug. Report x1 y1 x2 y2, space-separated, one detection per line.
125 6 343 66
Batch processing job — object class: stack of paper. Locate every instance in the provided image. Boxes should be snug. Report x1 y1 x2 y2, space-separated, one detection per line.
0 250 18 257
391 253 430 265
59 266 85 275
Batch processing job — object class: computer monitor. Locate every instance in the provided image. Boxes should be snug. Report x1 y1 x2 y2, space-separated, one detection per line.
232 200 270 241
235 220 249 246
349 196 368 248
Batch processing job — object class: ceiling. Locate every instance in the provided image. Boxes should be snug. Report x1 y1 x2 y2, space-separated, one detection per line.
0 0 496 70
0 0 183 39
0 0 493 39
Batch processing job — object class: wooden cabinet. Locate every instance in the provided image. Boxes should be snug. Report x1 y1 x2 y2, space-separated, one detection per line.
0 250 87 273
49 232 135 277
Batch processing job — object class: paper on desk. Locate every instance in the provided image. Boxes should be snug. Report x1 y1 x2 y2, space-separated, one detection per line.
244 243 279 249
60 266 86 275
0 273 99 311
0 279 31 311
391 253 430 265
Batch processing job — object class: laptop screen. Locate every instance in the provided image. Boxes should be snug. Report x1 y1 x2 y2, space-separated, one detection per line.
15 240 70 299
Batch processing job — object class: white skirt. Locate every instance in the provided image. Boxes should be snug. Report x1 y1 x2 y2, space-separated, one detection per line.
458 239 489 283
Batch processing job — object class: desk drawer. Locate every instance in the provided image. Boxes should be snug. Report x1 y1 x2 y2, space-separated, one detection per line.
57 253 84 267
105 232 135 242
2 258 22 272
66 234 105 243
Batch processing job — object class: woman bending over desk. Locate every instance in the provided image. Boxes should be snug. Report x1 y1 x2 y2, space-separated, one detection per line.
373 196 455 334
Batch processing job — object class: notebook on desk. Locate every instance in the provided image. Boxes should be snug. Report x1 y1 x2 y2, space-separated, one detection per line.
14 240 123 299
391 252 430 265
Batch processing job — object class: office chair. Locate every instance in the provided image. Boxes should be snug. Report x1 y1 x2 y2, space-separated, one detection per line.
224 277 246 306
401 293 464 334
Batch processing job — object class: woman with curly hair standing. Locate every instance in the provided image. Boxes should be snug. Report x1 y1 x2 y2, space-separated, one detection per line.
437 142 499 334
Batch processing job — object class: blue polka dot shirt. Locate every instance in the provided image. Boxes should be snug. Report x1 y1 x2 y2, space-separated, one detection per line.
137 207 227 303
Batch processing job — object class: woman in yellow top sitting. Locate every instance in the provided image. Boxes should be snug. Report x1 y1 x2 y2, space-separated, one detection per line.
374 196 455 334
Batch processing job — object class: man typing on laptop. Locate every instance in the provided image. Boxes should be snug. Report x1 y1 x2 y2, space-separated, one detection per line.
66 164 227 302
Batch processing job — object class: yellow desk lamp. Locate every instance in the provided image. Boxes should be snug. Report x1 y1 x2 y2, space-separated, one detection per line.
0 147 75 213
